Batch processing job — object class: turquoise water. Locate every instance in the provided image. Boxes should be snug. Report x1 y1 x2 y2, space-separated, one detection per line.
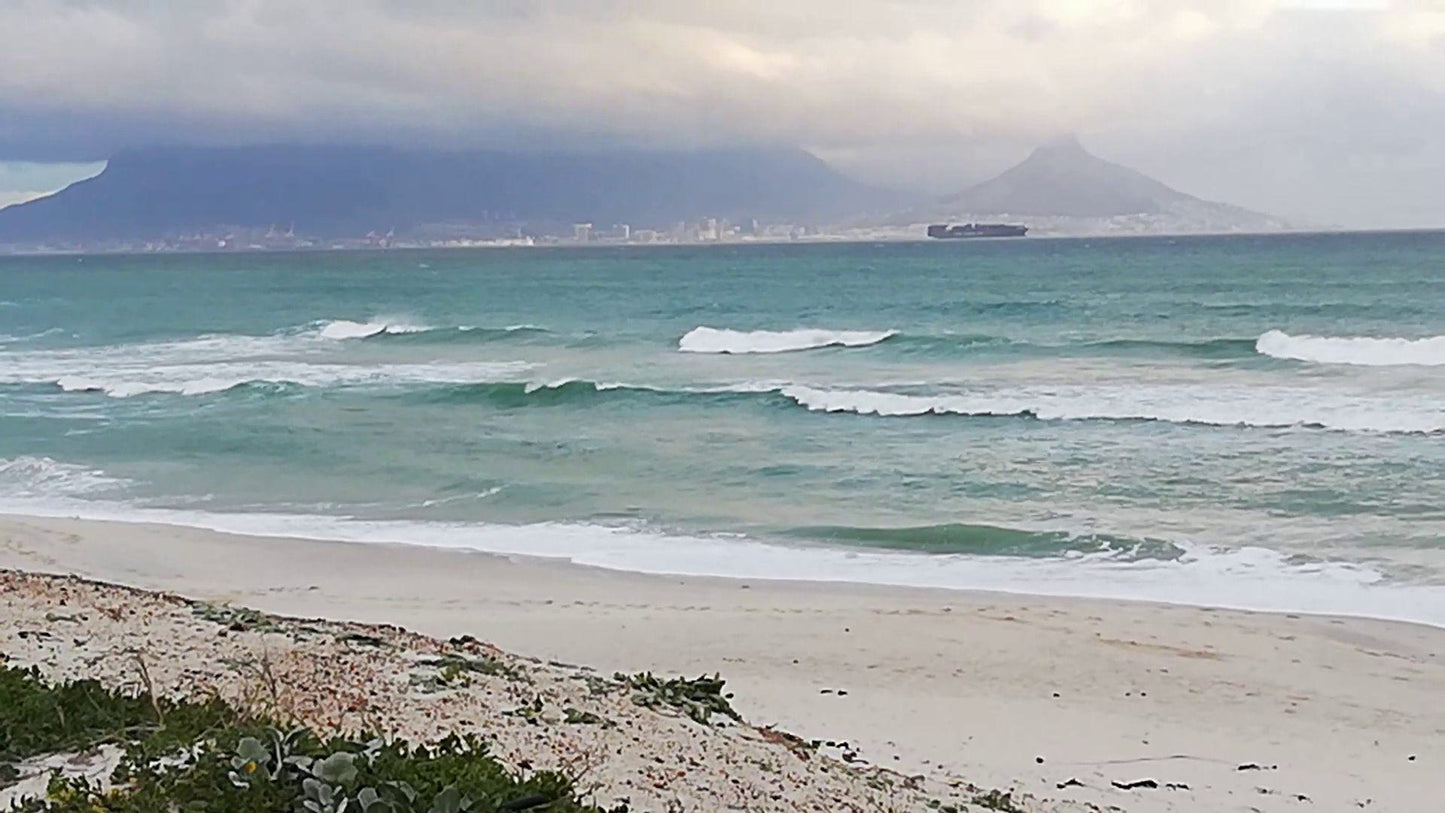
2 233 1443 623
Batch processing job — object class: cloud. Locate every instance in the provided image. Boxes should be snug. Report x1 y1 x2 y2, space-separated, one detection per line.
0 191 49 210
0 1 1255 148
0 161 106 208
0 1 1442 224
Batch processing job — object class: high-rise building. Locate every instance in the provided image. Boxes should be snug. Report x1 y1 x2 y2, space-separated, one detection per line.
572 223 593 242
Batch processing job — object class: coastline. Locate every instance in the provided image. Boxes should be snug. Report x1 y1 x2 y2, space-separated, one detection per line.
2 512 1441 811
4 499 1439 629
6 227 1440 259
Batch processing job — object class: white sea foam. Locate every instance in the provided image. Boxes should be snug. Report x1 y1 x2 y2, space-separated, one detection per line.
0 328 64 344
777 384 1445 434
316 319 432 340
4 333 305 372
0 322 535 397
0 456 130 498
417 487 505 508
1256 329 1445 366
0 466 1439 628
678 326 896 354
47 360 533 398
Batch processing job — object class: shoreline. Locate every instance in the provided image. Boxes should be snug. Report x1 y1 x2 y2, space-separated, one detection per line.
2 512 1442 811
2 502 1442 630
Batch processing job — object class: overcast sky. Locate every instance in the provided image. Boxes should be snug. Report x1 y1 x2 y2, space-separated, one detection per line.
1 1 1442 226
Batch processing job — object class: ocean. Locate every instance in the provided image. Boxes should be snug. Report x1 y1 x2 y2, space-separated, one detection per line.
1 233 1442 624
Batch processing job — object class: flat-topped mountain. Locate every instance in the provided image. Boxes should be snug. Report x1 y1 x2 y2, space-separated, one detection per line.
926 136 1284 232
0 145 899 244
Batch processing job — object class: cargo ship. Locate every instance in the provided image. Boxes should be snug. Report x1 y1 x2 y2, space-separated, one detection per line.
927 223 1028 239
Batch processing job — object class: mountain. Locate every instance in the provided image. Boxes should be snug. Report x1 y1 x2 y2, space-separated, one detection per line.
0 145 899 244
924 136 1284 233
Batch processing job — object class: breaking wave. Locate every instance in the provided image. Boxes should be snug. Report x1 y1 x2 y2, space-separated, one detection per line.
786 523 1183 559
676 327 1260 359
314 320 548 343
0 467 1438 627
0 319 543 398
46 361 535 398
418 379 1442 434
422 379 776 409
678 326 897 354
1256 330 1445 366
0 456 131 498
316 319 432 340
776 384 1443 434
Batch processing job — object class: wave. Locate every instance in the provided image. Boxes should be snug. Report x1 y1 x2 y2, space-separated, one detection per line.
1083 337 1257 359
776 384 1443 434
0 327 65 344
887 334 1258 360
0 322 540 398
314 319 549 343
788 523 1182 559
677 326 1258 360
1256 330 1445 366
0 456 131 498
415 378 1441 434
46 360 535 398
315 319 432 340
423 378 776 409
386 324 551 344
0 471 1439 628
430 379 630 408
678 326 897 354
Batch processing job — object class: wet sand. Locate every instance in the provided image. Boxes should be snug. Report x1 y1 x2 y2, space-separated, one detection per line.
3 513 1442 811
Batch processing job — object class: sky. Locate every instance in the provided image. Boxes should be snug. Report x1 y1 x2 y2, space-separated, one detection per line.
1 1 1442 227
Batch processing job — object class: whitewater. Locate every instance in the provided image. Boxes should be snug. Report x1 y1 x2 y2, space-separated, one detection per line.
1 233 1442 624
2 454 1441 627
679 325 897 353
1256 329 1445 366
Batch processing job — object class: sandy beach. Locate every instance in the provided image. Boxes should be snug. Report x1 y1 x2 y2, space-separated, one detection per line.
2 512 1442 811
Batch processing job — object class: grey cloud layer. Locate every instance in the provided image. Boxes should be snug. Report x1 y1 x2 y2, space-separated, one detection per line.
2 1 1443 225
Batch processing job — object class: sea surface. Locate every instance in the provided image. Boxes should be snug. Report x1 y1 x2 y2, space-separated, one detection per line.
2 233 1443 624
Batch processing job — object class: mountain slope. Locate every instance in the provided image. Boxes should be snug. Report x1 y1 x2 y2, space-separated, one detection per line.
0 145 899 243
926 136 1283 232
942 136 1191 216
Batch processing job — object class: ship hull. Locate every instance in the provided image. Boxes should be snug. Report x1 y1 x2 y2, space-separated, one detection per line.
927 223 1028 239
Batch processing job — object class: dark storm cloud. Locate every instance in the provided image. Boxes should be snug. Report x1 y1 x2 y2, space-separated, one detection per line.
1 1 1442 224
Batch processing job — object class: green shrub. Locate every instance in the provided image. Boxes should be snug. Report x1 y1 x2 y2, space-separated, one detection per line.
615 672 739 725
0 662 615 813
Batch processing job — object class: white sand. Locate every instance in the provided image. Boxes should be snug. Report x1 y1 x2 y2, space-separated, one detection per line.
2 513 1442 812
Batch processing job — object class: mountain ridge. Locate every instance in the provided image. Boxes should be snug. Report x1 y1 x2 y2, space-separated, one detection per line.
0 145 903 244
